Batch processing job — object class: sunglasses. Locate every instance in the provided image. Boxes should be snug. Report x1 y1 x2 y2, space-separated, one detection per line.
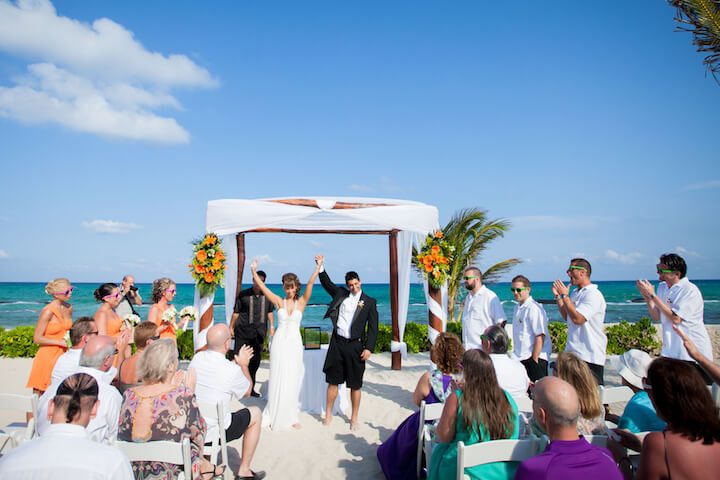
54 287 74 296
463 275 479 280
103 291 122 300
510 287 528 293
566 266 586 273
656 265 675 274
166 288 177 295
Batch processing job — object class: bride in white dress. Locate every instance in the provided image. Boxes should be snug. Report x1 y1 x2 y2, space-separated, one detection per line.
250 257 321 430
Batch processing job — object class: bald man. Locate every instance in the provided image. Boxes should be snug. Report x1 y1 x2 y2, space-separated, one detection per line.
36 335 123 444
516 377 621 479
190 324 265 480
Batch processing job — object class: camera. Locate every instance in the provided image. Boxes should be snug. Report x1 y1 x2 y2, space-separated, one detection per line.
129 285 138 292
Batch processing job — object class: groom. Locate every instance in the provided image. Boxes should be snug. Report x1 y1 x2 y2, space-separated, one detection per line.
316 255 378 430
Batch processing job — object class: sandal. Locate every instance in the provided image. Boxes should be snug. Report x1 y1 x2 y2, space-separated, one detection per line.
235 471 266 480
201 464 226 479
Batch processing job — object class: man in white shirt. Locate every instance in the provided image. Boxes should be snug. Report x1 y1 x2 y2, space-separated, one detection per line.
0 372 132 479
36 335 122 444
115 274 142 318
50 317 98 385
461 266 506 350
553 258 607 385
481 325 530 399
510 275 552 382
190 324 264 480
637 253 713 384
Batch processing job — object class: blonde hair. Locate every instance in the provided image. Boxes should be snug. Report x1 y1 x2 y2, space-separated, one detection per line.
137 339 178 384
151 277 175 303
45 278 71 296
555 352 603 419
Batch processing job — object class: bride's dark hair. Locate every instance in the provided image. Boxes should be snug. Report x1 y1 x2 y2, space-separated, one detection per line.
282 273 301 299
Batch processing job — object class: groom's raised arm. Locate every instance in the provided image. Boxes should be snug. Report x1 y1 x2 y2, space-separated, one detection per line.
319 268 340 297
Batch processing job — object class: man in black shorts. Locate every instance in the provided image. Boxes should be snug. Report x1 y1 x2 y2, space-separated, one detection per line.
316 255 378 431
190 324 265 480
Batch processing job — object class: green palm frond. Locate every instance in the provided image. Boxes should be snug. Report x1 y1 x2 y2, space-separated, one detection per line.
670 0 720 83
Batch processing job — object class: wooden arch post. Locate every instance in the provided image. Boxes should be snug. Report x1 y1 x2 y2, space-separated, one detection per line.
389 230 400 370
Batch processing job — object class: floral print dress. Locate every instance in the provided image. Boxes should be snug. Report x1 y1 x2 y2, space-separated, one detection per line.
118 385 206 480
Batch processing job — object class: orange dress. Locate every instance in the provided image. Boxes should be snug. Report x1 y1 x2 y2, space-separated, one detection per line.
152 304 177 340
26 305 72 391
106 312 124 341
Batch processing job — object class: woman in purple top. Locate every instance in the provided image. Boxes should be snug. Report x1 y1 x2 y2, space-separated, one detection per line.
377 333 463 480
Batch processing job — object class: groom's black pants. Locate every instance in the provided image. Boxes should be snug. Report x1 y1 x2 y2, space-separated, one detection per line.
324 335 365 389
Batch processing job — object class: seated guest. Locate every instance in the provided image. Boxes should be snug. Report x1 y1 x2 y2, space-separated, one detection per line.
428 348 519 480
117 321 158 394
37 335 122 444
481 325 531 400
190 324 266 480
516 377 622 480
0 373 133 479
554 351 605 435
634 357 720 480
117 339 223 480
377 332 464 480
50 317 98 385
605 349 666 433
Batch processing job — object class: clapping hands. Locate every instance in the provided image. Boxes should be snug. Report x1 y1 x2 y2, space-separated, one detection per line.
552 280 570 297
234 344 254 367
636 279 655 300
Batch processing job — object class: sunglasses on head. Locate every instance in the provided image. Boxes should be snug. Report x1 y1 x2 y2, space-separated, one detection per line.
510 287 528 293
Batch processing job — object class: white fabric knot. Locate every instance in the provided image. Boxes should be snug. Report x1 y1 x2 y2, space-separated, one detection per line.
390 340 408 359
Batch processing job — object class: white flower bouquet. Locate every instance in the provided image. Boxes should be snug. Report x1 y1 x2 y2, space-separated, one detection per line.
162 306 178 323
178 306 196 332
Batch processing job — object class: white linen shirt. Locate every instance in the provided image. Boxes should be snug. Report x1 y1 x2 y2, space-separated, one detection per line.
489 353 531 399
50 348 82 385
462 285 506 349
512 297 552 361
190 350 251 441
565 283 607 365
0 423 133 480
337 291 362 339
657 277 713 361
36 367 122 444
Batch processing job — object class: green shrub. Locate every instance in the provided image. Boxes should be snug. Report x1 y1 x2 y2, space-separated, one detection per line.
605 317 661 355
446 321 463 339
404 322 431 353
549 322 567 353
374 324 392 353
177 330 195 360
0 326 40 358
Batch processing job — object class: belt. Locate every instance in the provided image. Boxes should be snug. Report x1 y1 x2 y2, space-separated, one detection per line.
334 334 360 343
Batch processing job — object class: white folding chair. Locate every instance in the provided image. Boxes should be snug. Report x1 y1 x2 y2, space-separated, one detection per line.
0 431 17 455
456 437 546 480
583 434 609 448
116 437 193 480
599 386 634 405
0 393 38 448
513 395 533 413
198 401 230 478
416 400 445 478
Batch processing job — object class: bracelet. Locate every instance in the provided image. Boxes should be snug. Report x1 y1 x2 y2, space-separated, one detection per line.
560 294 566 299
649 294 655 299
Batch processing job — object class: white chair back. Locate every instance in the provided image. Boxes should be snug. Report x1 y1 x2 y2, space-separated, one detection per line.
513 395 533 413
0 393 39 446
599 386 634 404
583 435 609 448
416 400 445 477
198 400 230 477
457 437 546 480
116 438 192 480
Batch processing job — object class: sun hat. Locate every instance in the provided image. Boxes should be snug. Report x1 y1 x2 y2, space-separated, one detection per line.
612 349 653 390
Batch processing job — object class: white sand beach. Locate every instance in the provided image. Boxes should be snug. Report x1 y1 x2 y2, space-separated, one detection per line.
1 326 719 479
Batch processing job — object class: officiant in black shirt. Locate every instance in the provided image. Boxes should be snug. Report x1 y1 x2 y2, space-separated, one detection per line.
229 270 275 397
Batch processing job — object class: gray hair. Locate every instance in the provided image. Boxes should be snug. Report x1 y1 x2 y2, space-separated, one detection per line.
79 341 115 369
484 325 509 354
137 339 178 384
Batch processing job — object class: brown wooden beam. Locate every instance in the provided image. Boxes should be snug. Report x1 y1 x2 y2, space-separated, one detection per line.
236 233 246 294
389 230 401 370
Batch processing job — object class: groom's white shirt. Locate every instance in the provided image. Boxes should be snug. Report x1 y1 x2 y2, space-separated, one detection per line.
337 291 361 339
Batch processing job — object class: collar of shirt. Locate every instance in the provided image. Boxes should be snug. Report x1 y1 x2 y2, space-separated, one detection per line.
574 283 598 294
469 285 488 299
517 296 535 311
669 277 690 291
76 366 115 386
45 423 90 438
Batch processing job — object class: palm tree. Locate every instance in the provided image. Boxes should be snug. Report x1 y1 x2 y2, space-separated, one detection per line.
442 208 521 322
669 0 720 84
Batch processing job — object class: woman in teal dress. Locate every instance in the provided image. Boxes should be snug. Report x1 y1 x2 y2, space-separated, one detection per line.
428 348 520 480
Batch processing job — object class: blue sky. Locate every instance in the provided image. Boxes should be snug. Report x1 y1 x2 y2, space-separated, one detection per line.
0 0 718 284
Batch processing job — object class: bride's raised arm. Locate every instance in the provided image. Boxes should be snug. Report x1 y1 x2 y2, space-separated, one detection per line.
301 257 322 307
250 260 283 309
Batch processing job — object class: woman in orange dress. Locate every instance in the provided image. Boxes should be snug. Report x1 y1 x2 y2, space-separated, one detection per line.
94 282 128 365
26 278 74 394
147 277 185 340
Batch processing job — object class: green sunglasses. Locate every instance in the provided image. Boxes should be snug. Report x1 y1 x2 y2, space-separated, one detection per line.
567 265 586 272
656 268 674 274
510 287 527 293
463 275 479 280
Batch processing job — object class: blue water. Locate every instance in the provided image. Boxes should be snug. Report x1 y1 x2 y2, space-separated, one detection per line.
2 280 719 330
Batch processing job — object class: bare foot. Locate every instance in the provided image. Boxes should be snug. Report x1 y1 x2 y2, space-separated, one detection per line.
292 422 302 429
350 421 359 431
322 415 332 426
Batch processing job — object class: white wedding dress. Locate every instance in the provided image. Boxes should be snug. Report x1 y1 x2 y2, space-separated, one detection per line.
262 299 305 430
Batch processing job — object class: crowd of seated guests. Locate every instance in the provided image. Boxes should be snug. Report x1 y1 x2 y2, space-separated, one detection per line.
377 332 464 480
116 321 158 394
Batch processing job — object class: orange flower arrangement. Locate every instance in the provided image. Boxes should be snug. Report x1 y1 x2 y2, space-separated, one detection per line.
189 233 226 297
412 230 454 288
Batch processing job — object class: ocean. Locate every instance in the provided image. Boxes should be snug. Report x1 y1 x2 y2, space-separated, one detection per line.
2 280 720 331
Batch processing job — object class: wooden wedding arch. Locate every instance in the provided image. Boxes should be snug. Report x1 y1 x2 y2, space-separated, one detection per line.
202 197 441 370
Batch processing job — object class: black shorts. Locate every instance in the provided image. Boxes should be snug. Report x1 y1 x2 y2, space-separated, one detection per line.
204 408 251 444
520 357 548 383
324 336 366 390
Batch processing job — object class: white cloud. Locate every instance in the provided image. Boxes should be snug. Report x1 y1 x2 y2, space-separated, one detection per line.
675 245 700 257
682 180 720 192
0 249 8 259
0 0 217 143
348 176 401 194
82 219 143 233
349 183 373 193
308 240 324 248
510 215 615 231
605 249 643 265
